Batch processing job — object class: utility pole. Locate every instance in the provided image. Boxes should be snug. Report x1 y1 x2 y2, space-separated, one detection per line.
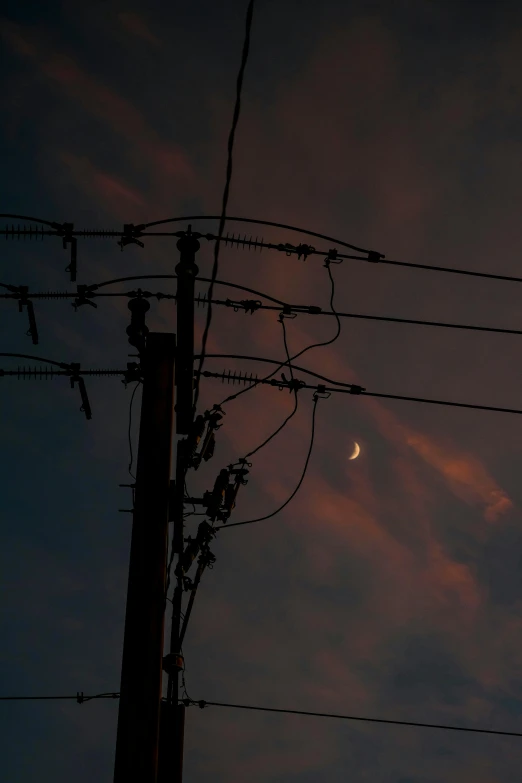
158 228 200 783
114 331 176 783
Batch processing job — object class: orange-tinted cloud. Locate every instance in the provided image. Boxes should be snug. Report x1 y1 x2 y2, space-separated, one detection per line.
59 151 145 218
365 398 512 523
406 431 513 522
1 20 197 201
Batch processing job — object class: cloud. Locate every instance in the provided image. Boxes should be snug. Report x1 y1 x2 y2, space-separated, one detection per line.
59 152 145 218
1 19 197 204
406 431 513 523
364 398 512 524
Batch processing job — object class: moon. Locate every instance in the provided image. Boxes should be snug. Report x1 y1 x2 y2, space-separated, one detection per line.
349 442 361 460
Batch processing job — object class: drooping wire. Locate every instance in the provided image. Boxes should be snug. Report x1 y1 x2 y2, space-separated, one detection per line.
193 0 256 413
180 654 193 703
218 260 341 408
5 689 522 739
127 381 142 480
217 393 321 530
243 316 299 460
180 698 522 739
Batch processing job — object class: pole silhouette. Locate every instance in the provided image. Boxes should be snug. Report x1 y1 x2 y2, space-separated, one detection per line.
114 332 176 783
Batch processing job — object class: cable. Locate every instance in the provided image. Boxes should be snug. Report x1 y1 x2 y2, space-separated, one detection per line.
198 353 362 389
165 527 176 606
361 389 522 416
205 364 522 417
183 699 522 739
220 299 522 338
218 262 341 408
0 693 119 703
243 316 300 460
127 381 142 480
132 213 522 286
10 277 522 339
194 0 256 412
4 689 522 740
217 393 320 530
9 210 522 287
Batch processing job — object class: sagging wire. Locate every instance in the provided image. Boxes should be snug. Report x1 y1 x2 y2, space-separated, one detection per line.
242 314 299 461
217 258 341 409
127 381 142 481
216 391 324 530
180 648 193 703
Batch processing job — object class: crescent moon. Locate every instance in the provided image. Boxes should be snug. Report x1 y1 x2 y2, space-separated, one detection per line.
349 442 360 460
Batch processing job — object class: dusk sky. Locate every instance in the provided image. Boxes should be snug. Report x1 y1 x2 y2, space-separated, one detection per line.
3 1 522 780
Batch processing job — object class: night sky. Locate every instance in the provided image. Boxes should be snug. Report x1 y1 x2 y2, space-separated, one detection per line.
3 1 522 781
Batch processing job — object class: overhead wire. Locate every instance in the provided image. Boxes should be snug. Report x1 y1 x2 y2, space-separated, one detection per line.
217 260 342 409
242 315 299 460
182 698 522 739
6 276 522 338
201 358 522 418
127 381 142 480
7 211 522 286
4 689 522 740
0 692 119 703
194 0 256 412
216 393 321 530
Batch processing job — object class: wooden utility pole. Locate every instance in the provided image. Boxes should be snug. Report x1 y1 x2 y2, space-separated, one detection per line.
114 332 176 783
158 228 200 783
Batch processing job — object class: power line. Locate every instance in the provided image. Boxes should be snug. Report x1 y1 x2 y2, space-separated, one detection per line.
0 692 119 703
242 317 299 460
7 211 522 288
6 277 522 339
362 389 522 416
222 300 522 338
216 393 321 530
199 358 522 418
127 381 142 480
217 262 342 408
4 690 522 740
185 699 522 740
194 0 256 412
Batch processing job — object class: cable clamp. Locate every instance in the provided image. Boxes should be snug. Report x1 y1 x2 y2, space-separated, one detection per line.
50 222 77 281
367 251 384 263
72 284 98 311
295 243 314 260
15 286 39 344
349 384 365 395
121 362 143 387
279 306 297 320
239 299 262 314
313 385 331 400
280 374 305 393
325 248 342 266
118 223 145 251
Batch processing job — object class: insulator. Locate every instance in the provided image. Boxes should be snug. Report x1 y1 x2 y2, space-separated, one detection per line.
2 365 122 380
35 290 72 299
15 365 57 380
1 224 47 240
220 232 264 252
76 228 117 238
216 370 259 386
